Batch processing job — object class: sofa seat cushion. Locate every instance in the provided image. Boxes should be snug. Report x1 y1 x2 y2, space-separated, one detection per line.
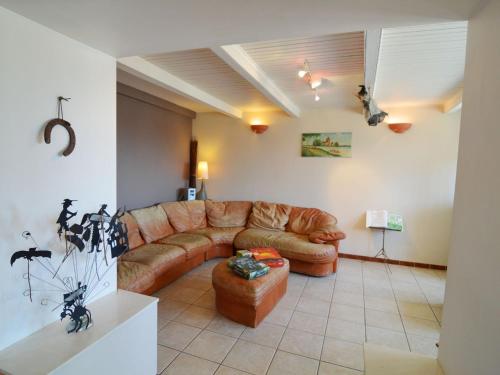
161 200 207 232
247 201 292 231
117 260 155 293
212 258 289 306
121 212 145 250
189 226 246 245
121 243 185 276
158 233 212 259
234 228 336 263
205 201 252 227
130 205 174 243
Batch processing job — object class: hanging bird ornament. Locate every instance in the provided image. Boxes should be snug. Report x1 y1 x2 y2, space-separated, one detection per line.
9 200 130 333
356 85 388 126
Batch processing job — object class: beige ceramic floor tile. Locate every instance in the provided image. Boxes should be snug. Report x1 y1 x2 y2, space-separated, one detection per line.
158 321 201 351
206 315 246 338
184 330 237 363
335 281 364 295
330 303 365 324
174 305 217 328
240 322 286 348
398 301 436 321
263 306 294 326
267 350 319 375
318 362 363 375
364 342 441 375
366 326 409 351
296 296 331 317
403 316 441 339
277 292 301 309
306 276 335 288
223 340 276 375
302 283 334 302
408 334 439 357
215 366 250 375
325 318 365 344
157 345 179 374
394 290 428 304
431 305 443 322
164 353 218 375
288 311 328 335
364 295 398 313
332 291 364 308
365 309 404 332
278 328 324 360
193 289 216 310
321 338 364 371
363 285 394 299
157 299 190 322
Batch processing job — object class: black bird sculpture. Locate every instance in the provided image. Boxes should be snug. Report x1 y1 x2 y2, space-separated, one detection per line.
10 247 52 266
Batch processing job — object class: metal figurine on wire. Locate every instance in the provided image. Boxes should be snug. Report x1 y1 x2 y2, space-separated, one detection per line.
9 199 130 333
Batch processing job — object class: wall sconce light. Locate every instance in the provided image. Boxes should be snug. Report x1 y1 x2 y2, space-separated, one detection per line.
250 125 269 134
249 118 269 134
388 123 412 133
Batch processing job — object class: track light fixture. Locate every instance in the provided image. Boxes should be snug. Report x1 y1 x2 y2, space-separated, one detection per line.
297 60 324 102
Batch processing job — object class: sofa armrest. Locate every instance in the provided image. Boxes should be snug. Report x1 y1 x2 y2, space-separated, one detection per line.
309 230 346 245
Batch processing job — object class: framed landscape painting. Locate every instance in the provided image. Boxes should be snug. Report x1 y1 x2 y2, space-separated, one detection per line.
301 132 352 158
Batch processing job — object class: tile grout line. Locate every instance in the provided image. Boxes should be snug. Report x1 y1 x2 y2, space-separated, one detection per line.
361 261 368 344
409 267 442 326
385 263 412 352
316 271 336 375
265 275 308 375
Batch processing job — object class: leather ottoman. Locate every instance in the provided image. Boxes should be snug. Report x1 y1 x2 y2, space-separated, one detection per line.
212 259 289 327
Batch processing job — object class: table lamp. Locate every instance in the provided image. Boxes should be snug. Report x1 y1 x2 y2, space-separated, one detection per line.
196 161 208 200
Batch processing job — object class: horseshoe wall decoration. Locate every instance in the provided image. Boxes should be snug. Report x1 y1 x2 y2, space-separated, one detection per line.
44 96 76 156
44 118 76 156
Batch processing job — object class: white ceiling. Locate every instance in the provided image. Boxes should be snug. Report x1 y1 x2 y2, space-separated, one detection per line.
143 49 278 112
0 0 481 57
241 32 365 110
374 21 468 107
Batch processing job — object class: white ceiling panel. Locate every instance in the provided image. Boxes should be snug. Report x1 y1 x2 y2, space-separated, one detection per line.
143 49 279 113
374 21 468 106
241 32 365 110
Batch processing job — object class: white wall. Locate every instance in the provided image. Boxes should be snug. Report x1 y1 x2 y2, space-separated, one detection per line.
194 106 460 266
439 1 500 374
0 7 116 350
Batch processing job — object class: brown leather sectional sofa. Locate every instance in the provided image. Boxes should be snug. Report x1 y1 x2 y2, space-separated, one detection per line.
118 200 346 295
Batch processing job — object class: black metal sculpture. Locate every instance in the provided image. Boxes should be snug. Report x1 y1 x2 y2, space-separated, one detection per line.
9 199 130 333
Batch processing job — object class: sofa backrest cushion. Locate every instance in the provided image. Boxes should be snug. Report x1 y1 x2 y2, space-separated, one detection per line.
161 200 207 232
247 201 292 231
121 212 145 250
286 207 338 235
130 205 174 243
205 200 252 227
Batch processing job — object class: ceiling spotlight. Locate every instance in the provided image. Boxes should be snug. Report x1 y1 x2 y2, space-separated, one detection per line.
310 79 322 89
298 60 311 79
314 90 320 102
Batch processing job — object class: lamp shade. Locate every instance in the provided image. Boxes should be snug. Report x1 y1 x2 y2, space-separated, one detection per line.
197 161 209 180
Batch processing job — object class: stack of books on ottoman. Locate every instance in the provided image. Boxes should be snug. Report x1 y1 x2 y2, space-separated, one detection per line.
227 248 284 280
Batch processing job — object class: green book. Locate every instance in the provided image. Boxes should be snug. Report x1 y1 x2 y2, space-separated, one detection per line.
227 257 270 280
